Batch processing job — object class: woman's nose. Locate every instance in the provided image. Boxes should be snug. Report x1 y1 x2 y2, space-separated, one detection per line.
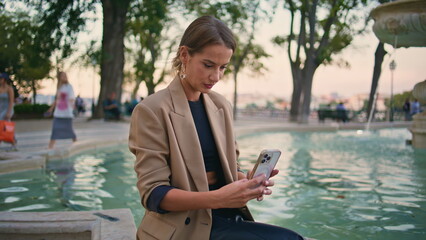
210 68 221 82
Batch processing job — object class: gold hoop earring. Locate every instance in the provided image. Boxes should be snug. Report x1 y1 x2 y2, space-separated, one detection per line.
179 64 186 80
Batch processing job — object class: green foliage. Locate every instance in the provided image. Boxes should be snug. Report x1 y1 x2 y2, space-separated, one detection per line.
0 11 51 96
73 40 102 72
30 0 97 60
393 91 413 109
265 100 275 110
272 0 370 122
246 103 259 109
126 0 177 95
1 0 95 99
14 103 50 114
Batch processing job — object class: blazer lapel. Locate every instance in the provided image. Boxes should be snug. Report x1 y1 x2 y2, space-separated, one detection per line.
203 94 234 183
168 77 209 192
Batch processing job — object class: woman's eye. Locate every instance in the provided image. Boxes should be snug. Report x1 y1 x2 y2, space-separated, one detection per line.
204 63 213 68
220 66 227 70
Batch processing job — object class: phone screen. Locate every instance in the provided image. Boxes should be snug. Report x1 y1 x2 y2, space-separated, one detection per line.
249 149 281 180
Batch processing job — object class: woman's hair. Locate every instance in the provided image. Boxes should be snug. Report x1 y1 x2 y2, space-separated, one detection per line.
58 71 69 87
172 16 236 71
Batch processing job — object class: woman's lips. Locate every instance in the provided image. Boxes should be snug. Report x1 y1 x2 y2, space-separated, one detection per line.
204 84 214 89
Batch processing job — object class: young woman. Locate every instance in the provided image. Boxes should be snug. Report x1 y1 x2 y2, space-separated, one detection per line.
0 73 17 147
129 16 305 240
47 71 76 149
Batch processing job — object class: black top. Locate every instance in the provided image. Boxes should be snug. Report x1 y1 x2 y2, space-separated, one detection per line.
188 97 223 175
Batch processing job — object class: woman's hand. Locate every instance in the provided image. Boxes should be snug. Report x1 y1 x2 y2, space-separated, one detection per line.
213 174 269 209
246 169 279 201
5 112 11 121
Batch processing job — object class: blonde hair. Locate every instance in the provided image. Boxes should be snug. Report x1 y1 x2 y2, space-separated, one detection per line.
57 71 69 88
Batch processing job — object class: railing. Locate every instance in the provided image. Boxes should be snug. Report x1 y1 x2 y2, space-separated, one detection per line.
236 108 411 123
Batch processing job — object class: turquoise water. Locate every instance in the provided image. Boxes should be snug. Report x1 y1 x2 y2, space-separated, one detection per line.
0 128 425 239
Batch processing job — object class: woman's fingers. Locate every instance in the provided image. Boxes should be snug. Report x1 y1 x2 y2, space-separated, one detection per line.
264 179 274 187
247 174 265 188
270 169 279 178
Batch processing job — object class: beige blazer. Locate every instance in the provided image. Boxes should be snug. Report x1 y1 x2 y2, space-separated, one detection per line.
129 76 252 240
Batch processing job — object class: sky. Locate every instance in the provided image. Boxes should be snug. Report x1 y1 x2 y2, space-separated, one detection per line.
38 4 426 103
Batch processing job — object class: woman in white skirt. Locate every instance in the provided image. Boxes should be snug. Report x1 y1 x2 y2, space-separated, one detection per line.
47 71 76 149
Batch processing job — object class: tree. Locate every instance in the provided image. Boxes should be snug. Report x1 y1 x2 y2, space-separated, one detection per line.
229 0 270 119
2 0 97 102
366 41 386 120
0 11 51 103
9 0 130 118
273 0 368 123
366 0 391 121
126 0 177 97
93 0 132 118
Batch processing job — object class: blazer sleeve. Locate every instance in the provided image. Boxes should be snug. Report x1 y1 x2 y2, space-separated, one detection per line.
129 103 172 209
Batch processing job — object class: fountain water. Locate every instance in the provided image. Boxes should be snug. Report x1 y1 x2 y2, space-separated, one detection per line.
365 92 378 132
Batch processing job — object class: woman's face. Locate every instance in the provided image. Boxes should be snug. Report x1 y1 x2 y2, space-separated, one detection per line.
59 72 68 84
180 44 233 101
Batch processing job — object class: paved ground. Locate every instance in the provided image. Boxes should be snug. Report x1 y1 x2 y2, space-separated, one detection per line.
0 116 412 156
1 117 129 154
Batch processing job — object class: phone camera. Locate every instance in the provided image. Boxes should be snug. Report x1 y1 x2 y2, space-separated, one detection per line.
264 154 269 158
267 156 271 160
261 159 266 163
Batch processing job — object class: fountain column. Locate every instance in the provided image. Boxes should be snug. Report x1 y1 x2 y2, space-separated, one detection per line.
371 0 426 148
410 80 426 148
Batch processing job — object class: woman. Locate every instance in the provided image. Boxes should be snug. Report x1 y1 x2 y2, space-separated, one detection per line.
0 73 17 147
47 71 76 149
129 16 305 240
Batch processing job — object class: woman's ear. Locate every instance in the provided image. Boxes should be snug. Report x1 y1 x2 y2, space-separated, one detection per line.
179 46 189 65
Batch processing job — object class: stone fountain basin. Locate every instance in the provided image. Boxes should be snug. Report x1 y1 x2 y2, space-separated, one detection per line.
0 209 136 240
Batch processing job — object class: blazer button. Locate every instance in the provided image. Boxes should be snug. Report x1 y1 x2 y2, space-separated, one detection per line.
185 217 191 225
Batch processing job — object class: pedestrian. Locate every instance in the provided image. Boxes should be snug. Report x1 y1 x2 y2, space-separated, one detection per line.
0 72 17 148
410 99 421 116
336 102 348 123
75 95 85 116
103 92 121 120
403 98 411 121
129 16 306 240
46 71 76 149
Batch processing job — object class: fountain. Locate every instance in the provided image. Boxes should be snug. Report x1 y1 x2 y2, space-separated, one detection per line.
370 0 426 148
410 80 426 148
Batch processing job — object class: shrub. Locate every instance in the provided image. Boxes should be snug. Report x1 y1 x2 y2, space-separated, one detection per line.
14 103 50 114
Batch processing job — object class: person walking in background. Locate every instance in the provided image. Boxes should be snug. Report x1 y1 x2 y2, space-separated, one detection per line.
46 71 76 149
403 98 411 121
129 16 305 240
75 95 85 116
410 99 421 116
0 72 17 148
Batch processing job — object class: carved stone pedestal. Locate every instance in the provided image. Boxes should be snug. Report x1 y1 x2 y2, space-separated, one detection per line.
410 112 426 149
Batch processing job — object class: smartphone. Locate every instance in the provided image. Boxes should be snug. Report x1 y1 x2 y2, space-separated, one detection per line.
248 149 281 180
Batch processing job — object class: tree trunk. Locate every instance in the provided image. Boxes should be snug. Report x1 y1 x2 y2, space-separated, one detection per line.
145 79 155 96
31 79 37 104
289 79 302 122
93 0 130 118
132 79 143 100
367 42 386 121
289 65 302 122
299 67 315 124
298 51 318 124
